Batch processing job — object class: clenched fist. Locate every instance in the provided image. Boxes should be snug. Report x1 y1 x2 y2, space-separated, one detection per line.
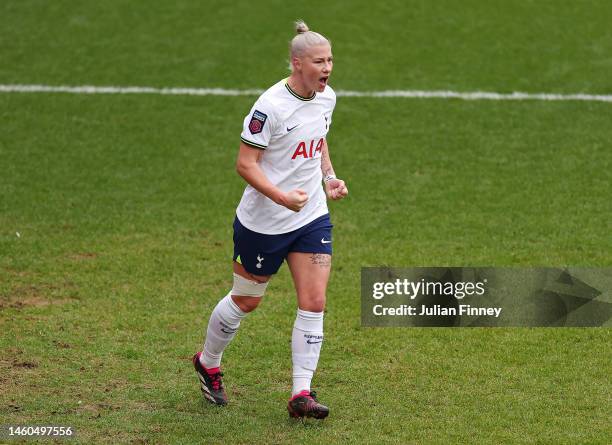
280 189 309 212
325 178 348 201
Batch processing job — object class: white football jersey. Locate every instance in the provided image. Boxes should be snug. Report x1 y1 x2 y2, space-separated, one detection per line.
236 78 336 234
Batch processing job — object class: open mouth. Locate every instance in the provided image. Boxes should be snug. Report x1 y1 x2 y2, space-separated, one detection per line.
319 76 329 88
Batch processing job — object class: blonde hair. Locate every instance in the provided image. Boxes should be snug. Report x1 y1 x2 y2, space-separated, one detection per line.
289 20 331 69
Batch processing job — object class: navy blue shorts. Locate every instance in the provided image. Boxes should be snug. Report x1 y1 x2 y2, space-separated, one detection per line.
233 213 333 275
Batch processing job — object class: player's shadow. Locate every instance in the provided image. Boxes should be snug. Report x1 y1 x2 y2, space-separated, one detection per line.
286 416 328 428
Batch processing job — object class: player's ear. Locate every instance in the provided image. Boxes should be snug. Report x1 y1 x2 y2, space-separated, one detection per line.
291 56 302 72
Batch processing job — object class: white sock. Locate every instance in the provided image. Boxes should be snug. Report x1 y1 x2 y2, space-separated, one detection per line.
291 308 324 396
201 293 247 369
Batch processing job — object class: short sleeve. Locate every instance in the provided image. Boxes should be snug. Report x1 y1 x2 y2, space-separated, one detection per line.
326 90 336 129
240 98 277 149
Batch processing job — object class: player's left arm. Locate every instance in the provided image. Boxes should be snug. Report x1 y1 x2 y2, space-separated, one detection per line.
321 139 348 201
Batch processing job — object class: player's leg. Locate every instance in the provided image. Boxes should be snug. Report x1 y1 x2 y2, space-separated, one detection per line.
195 217 284 405
286 251 331 418
287 251 331 391
194 263 271 405
285 214 333 418
230 260 269 312
199 262 271 369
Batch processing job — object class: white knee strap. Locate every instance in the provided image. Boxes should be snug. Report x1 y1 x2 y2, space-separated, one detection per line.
231 273 268 298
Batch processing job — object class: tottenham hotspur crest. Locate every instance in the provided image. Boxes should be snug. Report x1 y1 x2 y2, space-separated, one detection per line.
256 254 264 269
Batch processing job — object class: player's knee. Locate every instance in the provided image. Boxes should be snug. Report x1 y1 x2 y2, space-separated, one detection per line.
300 294 326 312
231 295 261 313
230 272 268 313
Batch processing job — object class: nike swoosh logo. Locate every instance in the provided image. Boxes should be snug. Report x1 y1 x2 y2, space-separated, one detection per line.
287 124 299 132
321 238 332 244
306 340 323 344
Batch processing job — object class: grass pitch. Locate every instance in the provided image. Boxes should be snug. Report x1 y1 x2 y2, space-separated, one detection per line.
1 1 611 444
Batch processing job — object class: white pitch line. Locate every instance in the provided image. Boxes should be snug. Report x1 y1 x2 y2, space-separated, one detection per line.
1 84 612 103
0 84 264 96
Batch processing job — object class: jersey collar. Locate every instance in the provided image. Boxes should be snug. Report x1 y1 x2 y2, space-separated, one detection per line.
284 79 316 101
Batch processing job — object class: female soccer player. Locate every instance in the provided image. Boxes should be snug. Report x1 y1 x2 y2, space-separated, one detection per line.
193 20 348 419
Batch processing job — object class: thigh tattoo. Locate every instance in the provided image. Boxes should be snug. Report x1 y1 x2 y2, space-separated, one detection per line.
310 253 331 268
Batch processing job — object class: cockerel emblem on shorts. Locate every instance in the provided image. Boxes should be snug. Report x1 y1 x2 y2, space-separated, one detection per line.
256 254 264 269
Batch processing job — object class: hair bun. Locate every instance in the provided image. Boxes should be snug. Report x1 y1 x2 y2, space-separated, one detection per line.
295 20 309 34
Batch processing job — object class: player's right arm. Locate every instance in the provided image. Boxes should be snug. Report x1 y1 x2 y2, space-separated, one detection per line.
236 142 308 212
